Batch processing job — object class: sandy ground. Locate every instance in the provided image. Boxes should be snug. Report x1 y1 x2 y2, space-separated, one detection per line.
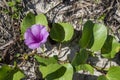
0 0 120 80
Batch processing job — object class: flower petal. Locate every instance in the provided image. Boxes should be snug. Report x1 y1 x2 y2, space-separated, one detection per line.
31 24 43 38
24 28 31 39
24 24 49 50
40 27 49 43
28 42 40 49
24 28 35 45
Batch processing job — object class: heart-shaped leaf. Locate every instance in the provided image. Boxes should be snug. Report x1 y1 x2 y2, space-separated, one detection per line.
75 64 94 74
97 75 108 80
21 12 48 39
39 63 62 78
0 65 13 80
45 66 66 80
34 55 58 66
57 63 73 80
106 66 120 80
47 63 73 80
0 65 25 80
21 12 35 38
13 71 25 80
40 63 73 80
101 35 120 59
35 14 48 27
79 20 94 48
79 21 107 51
90 23 107 51
50 23 74 42
72 49 89 66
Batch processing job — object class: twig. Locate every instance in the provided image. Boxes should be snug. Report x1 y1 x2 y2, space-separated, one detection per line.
58 48 69 59
45 1 62 14
0 40 14 50
0 35 20 50
92 65 108 75
58 1 92 15
3 0 9 10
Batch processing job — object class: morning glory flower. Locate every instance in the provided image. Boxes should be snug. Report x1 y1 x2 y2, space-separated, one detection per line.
24 24 49 49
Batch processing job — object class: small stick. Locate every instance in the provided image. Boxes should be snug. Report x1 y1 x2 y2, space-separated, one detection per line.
0 40 14 50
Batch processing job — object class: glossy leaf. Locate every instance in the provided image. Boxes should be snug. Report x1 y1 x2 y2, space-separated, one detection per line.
21 12 48 39
106 66 120 80
35 14 48 27
72 49 89 66
0 65 24 80
75 64 94 74
7 1 15 7
47 63 73 80
79 21 107 51
50 23 74 42
79 20 94 48
90 23 107 51
0 65 13 80
39 63 62 78
97 75 108 80
21 12 35 38
34 55 58 66
98 14 106 22
101 35 120 59
13 71 25 80
45 66 66 80
16 0 21 3
58 63 73 80
98 66 120 80
40 63 73 80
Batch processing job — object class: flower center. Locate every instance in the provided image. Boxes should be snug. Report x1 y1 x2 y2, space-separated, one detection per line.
33 35 43 43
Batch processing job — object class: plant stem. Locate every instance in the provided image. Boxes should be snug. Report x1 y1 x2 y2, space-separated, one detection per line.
92 65 108 75
27 49 37 57
58 43 62 55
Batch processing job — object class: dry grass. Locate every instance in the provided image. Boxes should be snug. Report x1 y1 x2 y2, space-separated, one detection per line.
0 0 120 79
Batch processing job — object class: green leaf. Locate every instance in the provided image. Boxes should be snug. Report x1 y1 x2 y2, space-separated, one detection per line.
79 20 94 48
57 63 73 80
101 35 120 59
45 66 66 80
20 12 48 39
97 75 108 80
40 63 73 80
0 65 25 80
75 64 94 74
34 55 58 66
98 14 106 21
46 63 73 80
90 23 107 51
16 0 21 3
13 71 25 80
39 63 62 78
35 14 48 27
21 12 35 38
50 23 74 42
79 21 107 51
106 66 120 80
7 1 16 7
72 49 89 66
0 65 13 80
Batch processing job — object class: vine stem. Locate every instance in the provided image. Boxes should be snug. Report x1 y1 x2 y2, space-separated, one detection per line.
58 43 62 56
92 65 108 75
41 45 45 54
18 49 37 67
28 49 37 56
109 59 112 67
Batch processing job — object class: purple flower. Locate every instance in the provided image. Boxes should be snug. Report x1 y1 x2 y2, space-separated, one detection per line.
24 24 49 49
